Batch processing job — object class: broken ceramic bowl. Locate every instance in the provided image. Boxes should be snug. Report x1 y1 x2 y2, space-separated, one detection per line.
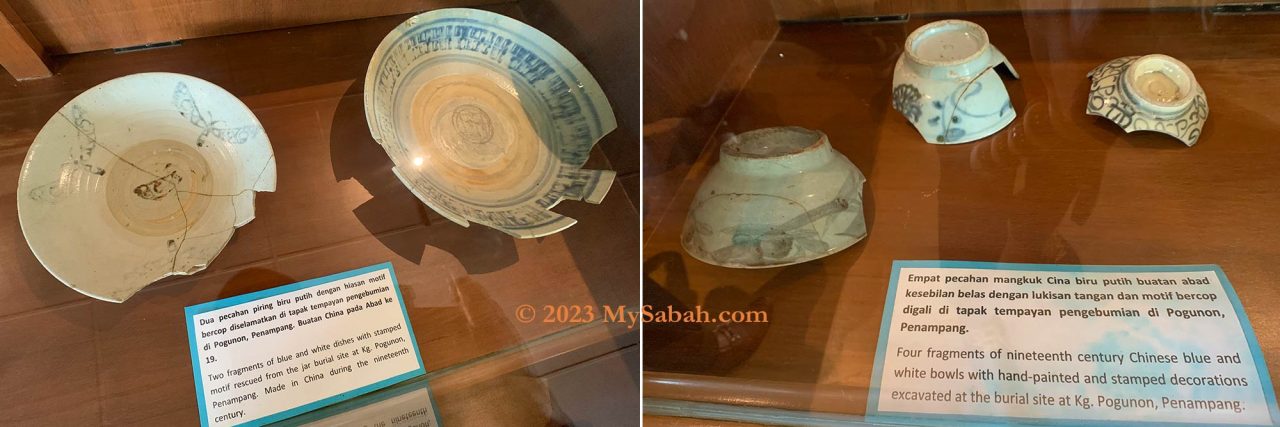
892 19 1020 144
682 127 867 269
1086 54 1208 146
364 8 617 238
17 72 276 302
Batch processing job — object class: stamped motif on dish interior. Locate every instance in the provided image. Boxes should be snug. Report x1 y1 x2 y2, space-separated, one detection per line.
452 104 495 144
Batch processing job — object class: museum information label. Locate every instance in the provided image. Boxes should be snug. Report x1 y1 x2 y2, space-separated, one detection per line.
185 263 426 427
869 261 1280 426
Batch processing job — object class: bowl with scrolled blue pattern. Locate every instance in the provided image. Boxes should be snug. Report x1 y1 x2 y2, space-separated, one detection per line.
364 8 617 238
1086 54 1207 146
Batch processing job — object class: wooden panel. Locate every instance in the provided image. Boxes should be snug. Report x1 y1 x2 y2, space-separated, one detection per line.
772 0 1229 20
643 9 1280 416
645 414 771 426
834 0 908 17
7 0 511 54
911 0 1214 14
772 0 839 21
0 0 48 79
772 0 908 21
642 0 778 236
520 0 642 210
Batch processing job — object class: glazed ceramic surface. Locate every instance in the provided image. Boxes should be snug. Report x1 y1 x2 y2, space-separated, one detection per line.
1086 54 1208 146
17 72 276 302
682 127 867 269
364 8 617 238
892 20 1020 144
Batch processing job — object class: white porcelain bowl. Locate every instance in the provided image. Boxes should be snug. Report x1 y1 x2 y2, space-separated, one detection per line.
682 127 867 268
1086 54 1208 146
364 8 617 238
892 20 1020 144
17 72 276 302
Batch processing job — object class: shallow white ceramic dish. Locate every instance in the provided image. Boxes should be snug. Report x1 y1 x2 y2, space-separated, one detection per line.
682 127 867 269
17 72 276 302
364 8 617 238
1086 54 1208 146
892 19 1019 144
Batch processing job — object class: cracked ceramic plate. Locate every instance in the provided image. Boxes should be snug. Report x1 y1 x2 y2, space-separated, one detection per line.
364 8 617 238
17 72 276 302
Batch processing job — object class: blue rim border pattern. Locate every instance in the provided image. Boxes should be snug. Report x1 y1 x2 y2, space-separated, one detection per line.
364 8 616 236
373 16 600 225
866 260 1280 427
374 17 605 140
184 262 428 427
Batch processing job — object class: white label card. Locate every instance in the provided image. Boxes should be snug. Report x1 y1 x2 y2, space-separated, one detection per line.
185 262 426 426
869 261 1280 426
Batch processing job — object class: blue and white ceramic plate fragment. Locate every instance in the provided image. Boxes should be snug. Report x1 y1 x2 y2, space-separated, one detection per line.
364 8 617 238
17 73 276 302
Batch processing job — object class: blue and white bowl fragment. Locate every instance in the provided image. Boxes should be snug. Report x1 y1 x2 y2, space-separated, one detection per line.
891 20 1019 144
1086 54 1208 146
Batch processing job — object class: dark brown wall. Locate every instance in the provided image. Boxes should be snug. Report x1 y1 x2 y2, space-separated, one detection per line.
520 0 642 210
642 0 778 234
771 0 1221 21
7 0 512 55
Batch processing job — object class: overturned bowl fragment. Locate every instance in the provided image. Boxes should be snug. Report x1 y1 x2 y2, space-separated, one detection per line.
1086 54 1208 146
892 20 1020 144
682 127 867 268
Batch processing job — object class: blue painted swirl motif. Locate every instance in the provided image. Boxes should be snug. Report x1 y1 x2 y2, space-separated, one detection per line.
173 82 260 147
897 68 1014 143
1086 56 1208 146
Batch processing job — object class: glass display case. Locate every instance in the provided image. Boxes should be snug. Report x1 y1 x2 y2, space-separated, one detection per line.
10 0 1280 424
0 1 638 425
642 1 1280 425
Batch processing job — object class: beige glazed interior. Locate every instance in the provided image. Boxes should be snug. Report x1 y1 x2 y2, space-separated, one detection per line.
364 8 618 238
17 72 277 302
406 71 544 204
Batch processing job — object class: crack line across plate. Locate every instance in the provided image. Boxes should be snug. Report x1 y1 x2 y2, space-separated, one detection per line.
17 72 277 302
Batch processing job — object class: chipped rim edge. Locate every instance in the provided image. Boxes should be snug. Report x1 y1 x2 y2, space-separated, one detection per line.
361 8 617 238
16 72 277 303
1086 56 1208 147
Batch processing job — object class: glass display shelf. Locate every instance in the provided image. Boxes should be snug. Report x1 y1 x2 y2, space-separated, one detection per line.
642 4 1280 424
0 6 639 426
